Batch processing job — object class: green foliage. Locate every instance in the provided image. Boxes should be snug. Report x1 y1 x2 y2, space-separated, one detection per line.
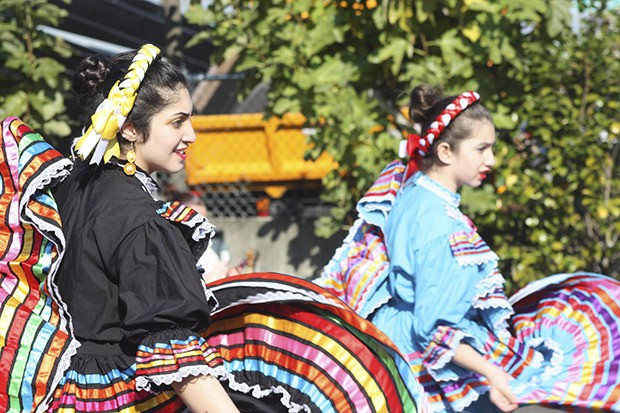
186 0 620 288
0 0 73 140
475 8 620 286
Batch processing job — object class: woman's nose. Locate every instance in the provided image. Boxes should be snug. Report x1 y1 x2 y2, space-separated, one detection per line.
185 125 197 144
487 151 496 167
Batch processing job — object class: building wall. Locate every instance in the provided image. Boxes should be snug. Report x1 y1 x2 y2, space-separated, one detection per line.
210 216 347 280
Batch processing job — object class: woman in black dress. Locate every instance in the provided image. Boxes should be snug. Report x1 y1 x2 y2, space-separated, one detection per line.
49 44 240 412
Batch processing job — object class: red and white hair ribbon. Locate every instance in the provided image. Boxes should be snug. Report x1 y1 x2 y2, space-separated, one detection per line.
401 91 480 180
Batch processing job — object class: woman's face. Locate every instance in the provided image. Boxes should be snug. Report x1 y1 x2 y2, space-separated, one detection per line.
449 120 496 189
133 86 196 174
428 120 496 192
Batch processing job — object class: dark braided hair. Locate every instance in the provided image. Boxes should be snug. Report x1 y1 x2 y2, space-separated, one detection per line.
409 84 492 171
72 50 187 145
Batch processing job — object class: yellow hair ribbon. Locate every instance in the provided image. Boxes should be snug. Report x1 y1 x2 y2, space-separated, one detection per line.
74 44 161 164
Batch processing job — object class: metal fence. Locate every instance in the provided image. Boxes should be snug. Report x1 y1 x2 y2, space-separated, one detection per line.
156 172 258 217
155 170 329 219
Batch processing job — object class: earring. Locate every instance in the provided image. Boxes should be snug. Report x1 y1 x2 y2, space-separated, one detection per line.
123 143 137 176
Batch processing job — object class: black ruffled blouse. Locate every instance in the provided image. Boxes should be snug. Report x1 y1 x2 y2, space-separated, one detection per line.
51 161 223 394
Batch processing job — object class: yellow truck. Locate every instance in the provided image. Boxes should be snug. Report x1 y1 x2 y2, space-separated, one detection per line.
186 113 337 199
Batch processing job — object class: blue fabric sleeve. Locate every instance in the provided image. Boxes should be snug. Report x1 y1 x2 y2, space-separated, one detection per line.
389 234 482 352
386 200 489 377
410 235 482 347
402 236 490 380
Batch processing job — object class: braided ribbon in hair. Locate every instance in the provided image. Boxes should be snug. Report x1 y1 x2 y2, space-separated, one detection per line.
74 44 161 165
401 91 480 180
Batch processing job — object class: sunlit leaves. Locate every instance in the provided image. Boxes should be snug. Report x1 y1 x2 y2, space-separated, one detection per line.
0 0 73 140
184 0 618 289
481 8 620 285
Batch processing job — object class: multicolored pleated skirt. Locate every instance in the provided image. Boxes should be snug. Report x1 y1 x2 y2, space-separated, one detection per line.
205 272 429 413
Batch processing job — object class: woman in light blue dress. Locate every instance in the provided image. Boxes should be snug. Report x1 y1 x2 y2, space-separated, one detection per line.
370 85 517 412
371 171 517 412
317 84 620 412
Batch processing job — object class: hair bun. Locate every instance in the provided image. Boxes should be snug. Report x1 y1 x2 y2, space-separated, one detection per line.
72 55 111 98
408 84 443 124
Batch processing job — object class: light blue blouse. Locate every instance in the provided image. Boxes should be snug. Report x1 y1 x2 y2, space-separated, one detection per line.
370 172 513 382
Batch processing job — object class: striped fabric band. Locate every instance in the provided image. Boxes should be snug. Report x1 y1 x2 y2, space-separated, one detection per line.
406 273 620 412
0 117 77 413
135 333 227 392
316 160 405 318
449 230 499 266
510 272 620 411
156 200 215 243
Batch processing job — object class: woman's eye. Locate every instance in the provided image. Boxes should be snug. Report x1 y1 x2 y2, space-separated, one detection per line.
172 119 183 128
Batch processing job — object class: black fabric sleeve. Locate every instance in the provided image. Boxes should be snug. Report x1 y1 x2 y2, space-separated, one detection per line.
114 218 213 347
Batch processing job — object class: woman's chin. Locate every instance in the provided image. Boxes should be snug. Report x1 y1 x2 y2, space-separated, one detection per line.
157 162 185 175
465 179 483 189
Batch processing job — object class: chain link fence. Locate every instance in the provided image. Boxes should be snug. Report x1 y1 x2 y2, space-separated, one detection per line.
156 172 329 219
156 173 258 217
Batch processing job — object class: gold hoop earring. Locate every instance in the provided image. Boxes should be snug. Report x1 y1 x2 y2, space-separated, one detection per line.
123 143 137 176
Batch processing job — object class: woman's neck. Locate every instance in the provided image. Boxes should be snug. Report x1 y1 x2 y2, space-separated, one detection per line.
424 168 458 193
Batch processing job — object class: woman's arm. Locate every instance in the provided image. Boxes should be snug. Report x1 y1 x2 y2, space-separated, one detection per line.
171 375 240 413
113 222 239 412
453 343 519 413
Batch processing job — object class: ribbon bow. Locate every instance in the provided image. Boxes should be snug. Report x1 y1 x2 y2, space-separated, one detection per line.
401 91 480 180
74 44 161 165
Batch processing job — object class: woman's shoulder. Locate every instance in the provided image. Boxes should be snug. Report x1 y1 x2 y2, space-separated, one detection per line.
387 185 453 246
391 182 452 225
387 179 478 249
98 170 162 224
57 162 161 229
89 166 156 208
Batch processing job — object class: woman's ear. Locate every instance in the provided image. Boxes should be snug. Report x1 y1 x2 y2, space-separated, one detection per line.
120 122 140 143
435 142 454 165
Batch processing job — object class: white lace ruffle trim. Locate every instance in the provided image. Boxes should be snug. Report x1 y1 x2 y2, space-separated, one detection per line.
134 169 159 194
137 367 312 413
357 196 397 228
185 213 216 243
210 280 348 315
446 387 483 413
358 293 392 320
20 157 73 249
224 372 312 413
454 250 500 267
214 290 345 313
424 329 469 382
417 174 460 208
136 365 228 392
36 338 81 413
20 157 81 413
203 285 219 312
510 337 564 396
474 270 505 293
472 269 514 333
